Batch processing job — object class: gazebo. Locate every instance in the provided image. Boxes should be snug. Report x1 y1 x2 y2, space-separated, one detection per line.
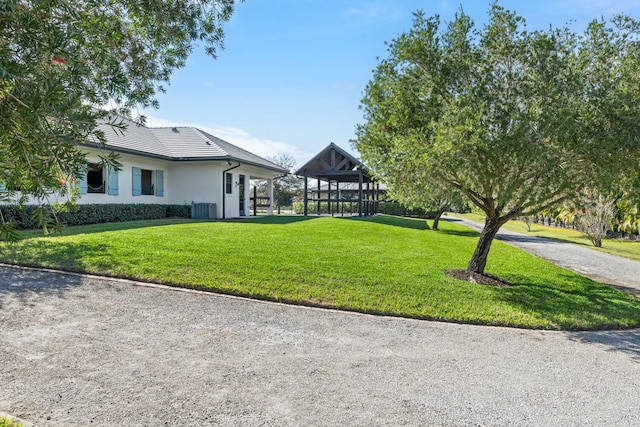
295 143 380 217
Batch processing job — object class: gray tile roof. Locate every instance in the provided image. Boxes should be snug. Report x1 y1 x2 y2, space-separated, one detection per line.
93 117 287 173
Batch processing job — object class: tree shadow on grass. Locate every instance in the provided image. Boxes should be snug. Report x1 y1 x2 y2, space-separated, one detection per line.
0 240 112 310
494 272 640 333
435 228 480 238
349 215 432 231
224 215 317 225
24 218 216 238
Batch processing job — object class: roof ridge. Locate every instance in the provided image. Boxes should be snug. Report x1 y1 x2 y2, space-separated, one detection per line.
193 128 285 171
189 127 230 156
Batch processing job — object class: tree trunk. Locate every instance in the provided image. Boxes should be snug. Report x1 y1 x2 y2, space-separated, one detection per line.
467 216 505 275
431 206 448 230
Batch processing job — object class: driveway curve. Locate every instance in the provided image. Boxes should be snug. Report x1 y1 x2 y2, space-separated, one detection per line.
448 216 640 297
1 265 639 426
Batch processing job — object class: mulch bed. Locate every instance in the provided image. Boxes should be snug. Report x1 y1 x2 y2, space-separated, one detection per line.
444 269 513 287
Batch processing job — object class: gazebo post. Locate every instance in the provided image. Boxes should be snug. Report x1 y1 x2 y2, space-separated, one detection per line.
317 178 321 215
337 180 341 216
327 178 333 216
366 181 370 216
358 170 363 217
303 171 308 216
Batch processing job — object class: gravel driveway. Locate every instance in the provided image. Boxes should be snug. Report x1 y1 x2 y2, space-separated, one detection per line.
1 265 639 426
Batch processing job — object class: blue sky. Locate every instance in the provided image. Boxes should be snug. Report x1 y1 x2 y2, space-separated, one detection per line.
143 0 640 166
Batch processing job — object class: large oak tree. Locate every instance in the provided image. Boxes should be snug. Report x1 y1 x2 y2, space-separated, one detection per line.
355 3 640 276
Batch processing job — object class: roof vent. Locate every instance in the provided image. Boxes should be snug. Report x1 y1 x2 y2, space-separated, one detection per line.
171 127 179 133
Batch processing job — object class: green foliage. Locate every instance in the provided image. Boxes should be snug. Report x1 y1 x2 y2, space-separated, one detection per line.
0 204 190 232
0 0 237 225
293 201 360 215
291 200 458 217
0 221 20 243
355 3 640 273
1 215 639 330
378 202 438 218
254 153 303 210
0 416 23 427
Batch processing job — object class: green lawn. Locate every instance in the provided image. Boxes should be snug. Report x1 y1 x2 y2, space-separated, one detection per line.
454 212 640 262
1 215 639 330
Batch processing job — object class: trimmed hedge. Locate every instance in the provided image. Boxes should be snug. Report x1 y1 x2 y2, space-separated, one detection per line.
378 202 438 218
293 201 360 215
292 201 439 218
0 204 191 229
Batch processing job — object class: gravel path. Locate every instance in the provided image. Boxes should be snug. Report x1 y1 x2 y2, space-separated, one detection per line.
1 265 639 426
447 217 640 297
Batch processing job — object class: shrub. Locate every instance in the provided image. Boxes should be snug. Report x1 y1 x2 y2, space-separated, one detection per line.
378 202 438 218
0 204 191 229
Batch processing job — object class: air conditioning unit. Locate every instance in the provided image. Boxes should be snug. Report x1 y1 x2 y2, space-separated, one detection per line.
191 202 217 219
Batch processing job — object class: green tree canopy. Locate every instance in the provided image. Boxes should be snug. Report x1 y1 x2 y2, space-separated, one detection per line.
355 2 640 275
0 0 236 218
255 152 303 212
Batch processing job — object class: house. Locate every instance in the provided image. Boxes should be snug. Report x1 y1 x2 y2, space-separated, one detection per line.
77 117 288 219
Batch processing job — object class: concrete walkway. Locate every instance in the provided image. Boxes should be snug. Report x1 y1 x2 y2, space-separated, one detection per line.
447 216 640 297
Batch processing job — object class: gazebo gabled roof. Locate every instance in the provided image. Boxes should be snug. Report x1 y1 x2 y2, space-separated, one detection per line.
294 142 372 182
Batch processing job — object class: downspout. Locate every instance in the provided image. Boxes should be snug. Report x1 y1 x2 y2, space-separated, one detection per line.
222 160 241 219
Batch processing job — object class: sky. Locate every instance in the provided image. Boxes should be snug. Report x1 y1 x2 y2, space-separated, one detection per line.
142 0 640 167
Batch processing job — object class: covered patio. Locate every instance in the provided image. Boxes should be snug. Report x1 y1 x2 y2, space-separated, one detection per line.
295 143 380 217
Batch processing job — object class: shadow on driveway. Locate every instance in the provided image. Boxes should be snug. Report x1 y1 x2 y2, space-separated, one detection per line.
568 329 640 362
0 265 86 309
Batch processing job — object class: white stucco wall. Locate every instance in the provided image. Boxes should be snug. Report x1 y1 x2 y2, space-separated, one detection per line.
168 162 221 207
78 151 171 204
10 148 281 218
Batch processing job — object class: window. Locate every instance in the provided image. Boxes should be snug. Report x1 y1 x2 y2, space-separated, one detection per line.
226 172 233 194
132 167 163 197
87 163 105 194
80 163 118 195
141 169 154 195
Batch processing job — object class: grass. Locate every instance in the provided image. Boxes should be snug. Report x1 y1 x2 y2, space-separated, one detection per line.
1 215 639 330
0 416 23 427
454 212 640 262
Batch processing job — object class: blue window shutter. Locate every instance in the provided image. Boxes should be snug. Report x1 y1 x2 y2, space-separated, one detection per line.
108 166 119 195
155 170 164 197
79 172 88 194
132 167 142 196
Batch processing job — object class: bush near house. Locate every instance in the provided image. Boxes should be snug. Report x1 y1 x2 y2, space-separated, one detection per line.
0 204 190 229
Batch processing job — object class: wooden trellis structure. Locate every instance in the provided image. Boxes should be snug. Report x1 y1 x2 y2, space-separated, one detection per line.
295 143 379 217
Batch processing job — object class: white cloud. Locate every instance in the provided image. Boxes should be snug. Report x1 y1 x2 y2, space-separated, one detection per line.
346 2 401 23
141 112 313 167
